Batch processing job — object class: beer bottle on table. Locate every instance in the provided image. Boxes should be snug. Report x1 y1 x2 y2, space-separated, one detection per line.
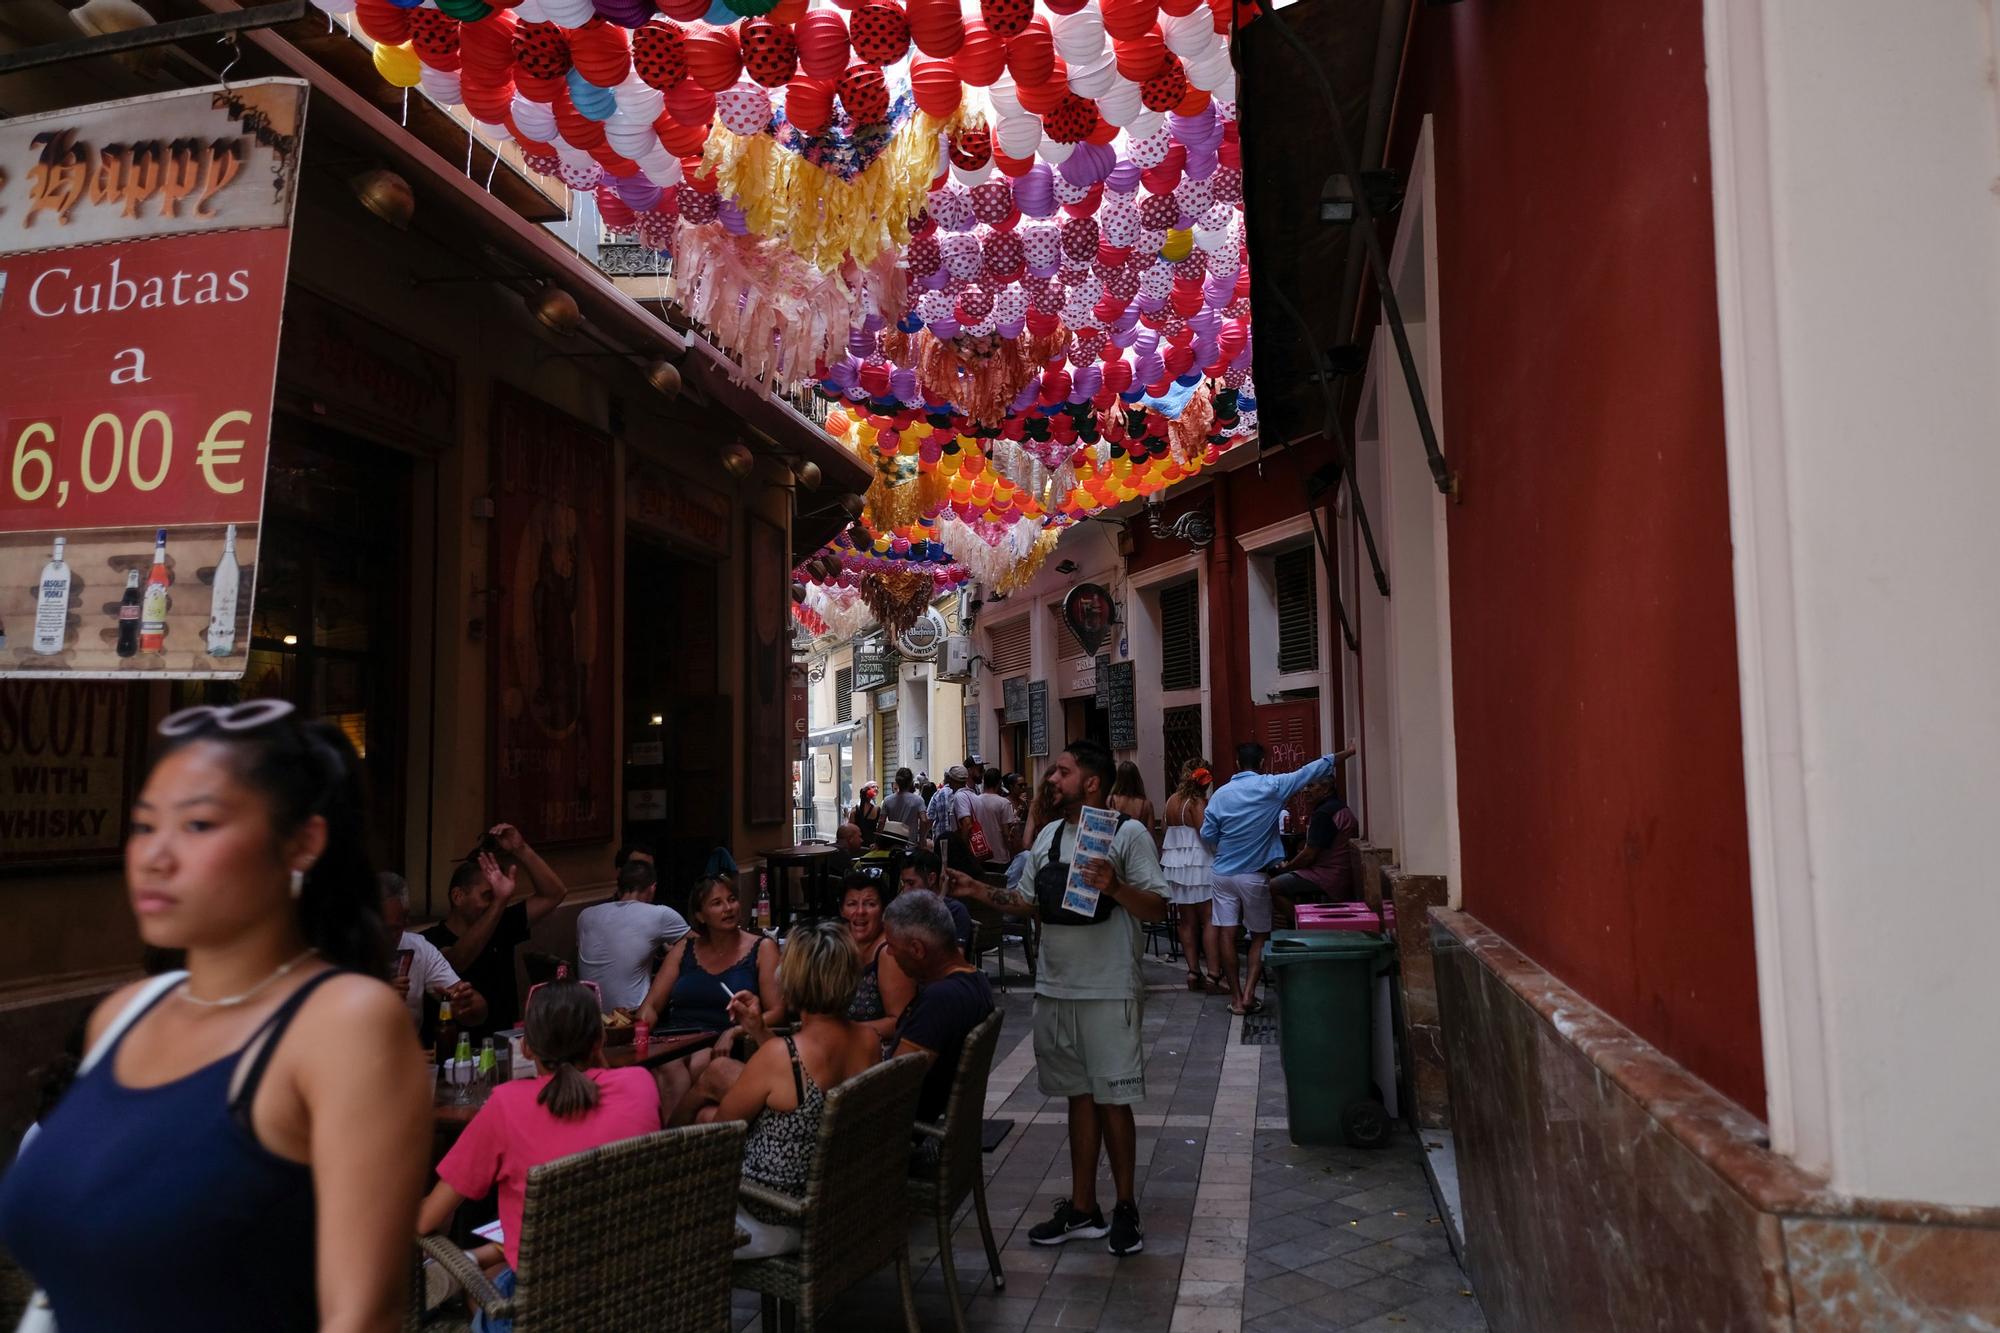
435 1000 458 1071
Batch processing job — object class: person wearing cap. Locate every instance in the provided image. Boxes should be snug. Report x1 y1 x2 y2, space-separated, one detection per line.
929 766 970 869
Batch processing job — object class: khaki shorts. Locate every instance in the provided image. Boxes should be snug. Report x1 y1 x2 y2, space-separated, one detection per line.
1033 996 1147 1105
1212 872 1274 934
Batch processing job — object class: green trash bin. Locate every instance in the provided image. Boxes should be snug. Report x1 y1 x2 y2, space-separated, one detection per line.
1264 930 1395 1148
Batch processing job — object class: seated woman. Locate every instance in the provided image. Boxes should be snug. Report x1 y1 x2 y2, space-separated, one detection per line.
637 875 782 1035
419 973 663 1330
687 920 880 1259
839 873 915 1044
1268 779 1363 914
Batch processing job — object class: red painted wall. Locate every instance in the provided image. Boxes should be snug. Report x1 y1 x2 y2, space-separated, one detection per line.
1392 0 1764 1111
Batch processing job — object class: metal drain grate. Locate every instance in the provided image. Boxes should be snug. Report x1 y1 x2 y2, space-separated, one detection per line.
1240 993 1280 1044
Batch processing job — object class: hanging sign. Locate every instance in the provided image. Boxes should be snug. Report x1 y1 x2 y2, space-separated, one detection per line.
853 638 898 690
0 81 308 679
1027 681 1050 758
1104 660 1138 751
1002 675 1030 724
894 607 948 661
1060 583 1119 659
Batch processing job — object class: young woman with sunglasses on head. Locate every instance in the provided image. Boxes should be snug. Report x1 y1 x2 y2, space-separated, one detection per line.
0 701 432 1333
417 973 663 1330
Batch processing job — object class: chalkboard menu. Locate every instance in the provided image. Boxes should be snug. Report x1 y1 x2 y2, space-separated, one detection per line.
1093 654 1112 707
1104 660 1137 751
854 640 899 690
964 700 980 758
1002 676 1031 724
1028 681 1051 757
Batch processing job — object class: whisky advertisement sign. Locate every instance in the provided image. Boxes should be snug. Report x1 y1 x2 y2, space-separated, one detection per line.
0 81 307 679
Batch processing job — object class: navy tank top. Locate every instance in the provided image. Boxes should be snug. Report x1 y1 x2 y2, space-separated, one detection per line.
0 969 344 1332
666 933 764 1032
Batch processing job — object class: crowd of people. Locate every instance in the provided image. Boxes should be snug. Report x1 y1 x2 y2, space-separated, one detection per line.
0 701 1001 1333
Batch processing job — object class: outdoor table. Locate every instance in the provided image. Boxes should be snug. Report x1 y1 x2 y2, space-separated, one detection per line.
431 1030 712 1128
761 843 843 924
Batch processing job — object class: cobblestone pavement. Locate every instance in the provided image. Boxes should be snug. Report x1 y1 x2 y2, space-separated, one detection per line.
732 952 1488 1332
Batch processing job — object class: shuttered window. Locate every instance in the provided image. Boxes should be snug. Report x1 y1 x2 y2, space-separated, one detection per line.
878 709 899 776
1275 547 1319 675
834 666 853 723
986 616 1032 675
1160 580 1201 691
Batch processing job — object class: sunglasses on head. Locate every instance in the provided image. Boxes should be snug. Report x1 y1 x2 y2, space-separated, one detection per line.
158 699 296 737
525 967 602 1016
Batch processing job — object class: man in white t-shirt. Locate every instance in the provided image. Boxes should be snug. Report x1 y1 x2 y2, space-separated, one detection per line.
380 873 485 1031
577 860 690 1011
972 773 1021 866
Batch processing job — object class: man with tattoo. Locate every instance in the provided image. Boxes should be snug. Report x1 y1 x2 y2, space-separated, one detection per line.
944 739 1169 1257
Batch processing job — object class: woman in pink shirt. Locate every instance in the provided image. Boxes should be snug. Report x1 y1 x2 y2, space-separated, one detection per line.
418 973 661 1330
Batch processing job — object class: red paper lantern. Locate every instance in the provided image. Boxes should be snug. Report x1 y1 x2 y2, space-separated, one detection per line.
1085 116 1119 145
836 61 890 124
952 18 1006 86
1113 29 1166 82
1140 143 1186 194
739 17 798 87
910 59 963 116
1170 279 1203 317
657 0 710 20
597 185 638 228
354 0 412 44
513 19 571 77
1207 0 1230 34
568 19 632 88
1026 308 1061 337
1005 18 1055 85
992 148 1036 177
514 71 567 103
1174 83 1209 115
849 1 911 64
768 0 809 20
631 21 688 89
1014 58 1070 113
663 79 716 126
683 25 743 91
785 75 836 131
907 0 964 57
794 9 850 76
1102 0 1159 41
458 11 517 72
979 0 1031 38
1102 356 1133 393
409 10 462 70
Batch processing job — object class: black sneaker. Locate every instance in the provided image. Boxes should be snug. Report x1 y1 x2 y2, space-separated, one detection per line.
1028 1199 1108 1246
1107 1201 1144 1256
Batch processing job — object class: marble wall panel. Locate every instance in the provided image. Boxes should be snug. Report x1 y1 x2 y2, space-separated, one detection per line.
1388 868 1450 1128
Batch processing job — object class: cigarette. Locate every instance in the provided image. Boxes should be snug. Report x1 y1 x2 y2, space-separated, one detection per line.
720 982 738 1002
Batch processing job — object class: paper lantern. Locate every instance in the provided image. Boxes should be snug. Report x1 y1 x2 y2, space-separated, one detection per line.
952 19 1006 86
789 8 847 77
1005 18 1055 86
631 21 687 89
1140 55 1188 110
849 1 910 64
907 0 964 57
739 17 798 86
1161 8 1210 58
1050 6 1103 64
1014 60 1070 114
980 0 1030 38
373 41 422 88
715 80 772 133
663 77 716 124
355 0 413 43
993 148 1038 178
1113 30 1166 82
568 20 632 87
836 61 890 124
1103 0 1158 41
909 58 963 116
784 75 836 131
684 25 743 91
409 8 462 67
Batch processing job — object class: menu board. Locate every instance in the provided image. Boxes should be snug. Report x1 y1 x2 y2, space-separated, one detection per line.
1104 660 1137 751
1093 654 1112 707
1002 675 1029 724
1027 680 1050 757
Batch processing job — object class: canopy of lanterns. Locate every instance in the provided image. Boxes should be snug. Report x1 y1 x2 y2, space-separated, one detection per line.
329 0 1257 636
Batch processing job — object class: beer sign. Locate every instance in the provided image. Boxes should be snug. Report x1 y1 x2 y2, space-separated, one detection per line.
0 81 307 679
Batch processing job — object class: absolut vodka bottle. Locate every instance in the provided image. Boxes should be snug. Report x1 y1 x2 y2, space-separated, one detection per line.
207 525 240 657
32 537 71 655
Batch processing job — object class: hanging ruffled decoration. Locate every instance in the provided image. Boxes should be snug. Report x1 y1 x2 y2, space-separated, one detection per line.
673 221 906 382
791 600 829 637
858 569 939 636
907 326 1068 426
703 104 966 271
806 583 876 641
992 527 1061 595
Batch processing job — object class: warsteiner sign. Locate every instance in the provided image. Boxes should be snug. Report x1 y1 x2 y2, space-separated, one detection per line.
0 81 307 679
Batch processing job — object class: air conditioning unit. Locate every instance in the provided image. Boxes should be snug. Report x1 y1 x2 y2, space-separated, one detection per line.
937 635 974 681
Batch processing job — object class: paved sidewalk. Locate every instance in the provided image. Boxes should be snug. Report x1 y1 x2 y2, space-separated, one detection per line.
731 954 1487 1331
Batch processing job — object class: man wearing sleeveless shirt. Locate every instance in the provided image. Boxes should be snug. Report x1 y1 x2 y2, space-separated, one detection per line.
945 739 1168 1258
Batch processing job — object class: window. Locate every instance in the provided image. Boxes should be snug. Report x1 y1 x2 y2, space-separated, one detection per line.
986 616 1032 675
1275 547 1319 674
878 709 899 776
834 666 853 723
1160 579 1201 691
1163 704 1205 795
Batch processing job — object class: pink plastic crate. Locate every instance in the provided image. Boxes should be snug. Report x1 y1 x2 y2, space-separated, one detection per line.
1295 904 1382 932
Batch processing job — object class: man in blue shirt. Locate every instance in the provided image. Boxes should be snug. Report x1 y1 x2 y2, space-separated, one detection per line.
1201 741 1355 1014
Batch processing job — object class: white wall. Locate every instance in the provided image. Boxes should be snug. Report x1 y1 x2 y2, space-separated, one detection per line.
1706 0 2000 1205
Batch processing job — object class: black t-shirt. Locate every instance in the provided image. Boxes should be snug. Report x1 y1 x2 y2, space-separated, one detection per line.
895 968 995 1124
942 896 976 958
1307 795 1354 850
423 901 532 1034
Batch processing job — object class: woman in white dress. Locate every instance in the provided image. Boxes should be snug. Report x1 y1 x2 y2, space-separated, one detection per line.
1161 758 1225 993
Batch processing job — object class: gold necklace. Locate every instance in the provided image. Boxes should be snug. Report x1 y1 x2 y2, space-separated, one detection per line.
178 948 319 1008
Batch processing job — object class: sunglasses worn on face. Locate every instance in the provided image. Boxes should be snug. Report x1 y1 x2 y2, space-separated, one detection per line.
158 699 296 737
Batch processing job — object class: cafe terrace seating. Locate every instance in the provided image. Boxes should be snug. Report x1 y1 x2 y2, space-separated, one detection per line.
908 1011 1008 1333
733 1053 929 1333
411 1120 746 1332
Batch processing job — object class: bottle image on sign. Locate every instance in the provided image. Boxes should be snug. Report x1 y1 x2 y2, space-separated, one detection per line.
139 529 170 653
115 569 142 658
207 524 240 657
32 537 72 655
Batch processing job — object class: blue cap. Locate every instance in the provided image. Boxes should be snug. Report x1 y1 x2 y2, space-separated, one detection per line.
155 528 167 543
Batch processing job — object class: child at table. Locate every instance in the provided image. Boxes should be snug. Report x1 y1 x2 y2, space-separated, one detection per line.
418 971 661 1330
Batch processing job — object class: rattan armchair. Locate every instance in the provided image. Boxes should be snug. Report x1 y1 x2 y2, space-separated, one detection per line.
412 1121 746 1332
732 1052 929 1332
907 1010 1007 1333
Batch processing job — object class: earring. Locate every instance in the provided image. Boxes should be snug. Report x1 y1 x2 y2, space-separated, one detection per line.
289 867 305 899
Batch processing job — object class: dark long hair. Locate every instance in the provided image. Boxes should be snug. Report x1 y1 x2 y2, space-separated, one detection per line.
158 711 385 976
525 975 602 1120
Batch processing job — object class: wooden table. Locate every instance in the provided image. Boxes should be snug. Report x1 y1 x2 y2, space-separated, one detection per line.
431 1030 712 1127
761 843 844 924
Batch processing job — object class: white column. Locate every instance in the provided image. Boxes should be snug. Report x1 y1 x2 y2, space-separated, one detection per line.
1706 0 2000 1205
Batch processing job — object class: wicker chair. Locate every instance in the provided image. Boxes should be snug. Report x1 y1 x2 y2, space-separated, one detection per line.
907 1010 1007 1333
732 1053 929 1332
414 1121 746 1332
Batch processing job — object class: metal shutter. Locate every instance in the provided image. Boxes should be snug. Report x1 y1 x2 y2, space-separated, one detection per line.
1275 547 1319 674
986 616 1032 675
1159 579 1201 691
834 666 853 723
878 709 899 776
1163 704 1205 796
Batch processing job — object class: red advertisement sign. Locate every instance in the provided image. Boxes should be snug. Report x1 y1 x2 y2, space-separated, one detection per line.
0 81 306 679
490 385 615 845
